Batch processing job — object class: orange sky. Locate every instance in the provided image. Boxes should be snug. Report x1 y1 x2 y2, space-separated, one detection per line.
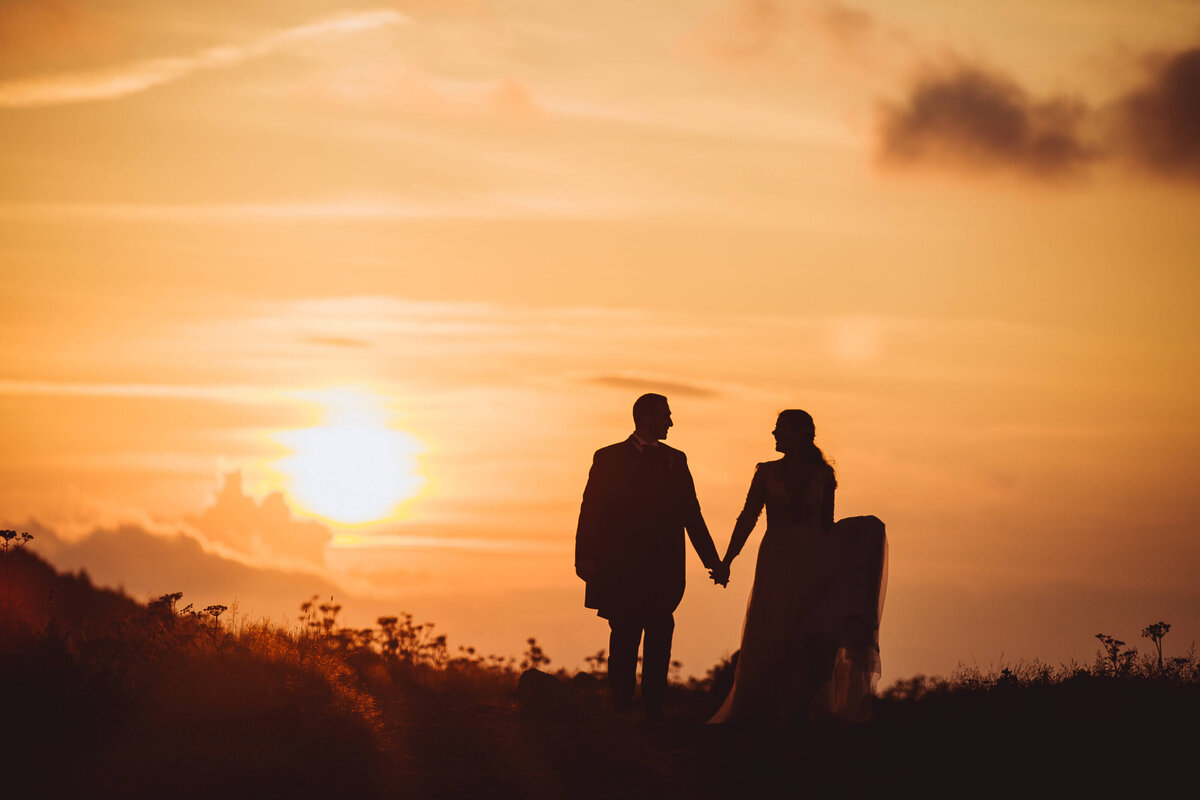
2 0 1199 681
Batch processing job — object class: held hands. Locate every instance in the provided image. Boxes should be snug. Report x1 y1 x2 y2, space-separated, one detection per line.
708 559 731 588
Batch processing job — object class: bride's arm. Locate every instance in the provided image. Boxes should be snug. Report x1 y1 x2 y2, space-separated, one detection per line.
722 464 767 566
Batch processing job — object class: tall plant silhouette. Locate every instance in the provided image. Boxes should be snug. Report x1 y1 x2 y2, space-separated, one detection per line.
1095 633 1137 675
1142 621 1171 672
203 604 228 645
521 637 551 671
1 529 33 604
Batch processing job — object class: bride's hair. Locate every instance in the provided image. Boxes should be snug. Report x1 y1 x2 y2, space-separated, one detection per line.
778 409 835 480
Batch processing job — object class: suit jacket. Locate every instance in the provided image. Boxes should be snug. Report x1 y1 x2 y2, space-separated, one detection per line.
575 435 720 618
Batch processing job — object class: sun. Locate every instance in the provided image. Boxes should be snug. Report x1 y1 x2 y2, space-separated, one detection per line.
273 389 425 525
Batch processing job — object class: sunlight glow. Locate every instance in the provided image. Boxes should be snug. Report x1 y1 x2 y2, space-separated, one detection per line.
274 389 425 525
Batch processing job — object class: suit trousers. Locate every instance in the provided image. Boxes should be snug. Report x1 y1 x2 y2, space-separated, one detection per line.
608 611 674 715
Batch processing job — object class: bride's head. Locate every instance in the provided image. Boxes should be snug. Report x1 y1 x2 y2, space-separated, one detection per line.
774 410 834 471
773 410 814 451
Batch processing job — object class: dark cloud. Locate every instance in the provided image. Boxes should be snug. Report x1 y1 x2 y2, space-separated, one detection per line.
1113 46 1200 180
878 39 1200 185
586 375 718 398
878 66 1097 178
186 471 332 565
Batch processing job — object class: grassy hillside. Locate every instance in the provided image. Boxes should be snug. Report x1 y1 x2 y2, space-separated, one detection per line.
3 538 1195 798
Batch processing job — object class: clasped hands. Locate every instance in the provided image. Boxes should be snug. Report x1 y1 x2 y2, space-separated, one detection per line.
708 558 731 588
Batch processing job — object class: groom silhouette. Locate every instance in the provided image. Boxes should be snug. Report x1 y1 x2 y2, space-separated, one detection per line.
575 394 724 718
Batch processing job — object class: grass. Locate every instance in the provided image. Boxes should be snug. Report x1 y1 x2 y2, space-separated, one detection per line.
2 540 1196 798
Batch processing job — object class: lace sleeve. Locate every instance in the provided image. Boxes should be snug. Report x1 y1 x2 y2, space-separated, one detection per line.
724 463 767 563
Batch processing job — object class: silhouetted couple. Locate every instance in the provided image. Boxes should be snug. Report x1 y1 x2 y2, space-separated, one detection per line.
575 394 887 724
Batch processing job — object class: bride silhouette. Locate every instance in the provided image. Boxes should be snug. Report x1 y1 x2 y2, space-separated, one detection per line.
710 410 887 725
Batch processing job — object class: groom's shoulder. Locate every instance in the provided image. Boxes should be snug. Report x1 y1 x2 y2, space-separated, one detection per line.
660 443 689 464
594 439 633 459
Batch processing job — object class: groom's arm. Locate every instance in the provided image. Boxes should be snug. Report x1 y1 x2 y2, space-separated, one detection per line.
677 454 721 570
575 449 611 580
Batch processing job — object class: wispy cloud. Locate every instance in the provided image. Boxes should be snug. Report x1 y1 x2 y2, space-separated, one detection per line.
0 194 663 222
0 379 270 401
584 373 719 398
0 9 408 108
331 533 564 554
690 0 904 76
0 201 450 221
306 336 373 349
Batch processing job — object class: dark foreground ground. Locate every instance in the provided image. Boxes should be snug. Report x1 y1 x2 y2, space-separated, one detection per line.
382 676 1197 799
4 545 1196 799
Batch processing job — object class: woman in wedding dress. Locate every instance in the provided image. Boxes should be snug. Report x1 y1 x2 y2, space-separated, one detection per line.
710 410 887 725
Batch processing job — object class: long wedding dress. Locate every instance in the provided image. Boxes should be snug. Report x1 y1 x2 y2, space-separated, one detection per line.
710 459 887 724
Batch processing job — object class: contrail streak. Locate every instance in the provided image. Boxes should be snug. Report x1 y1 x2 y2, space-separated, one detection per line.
0 10 408 108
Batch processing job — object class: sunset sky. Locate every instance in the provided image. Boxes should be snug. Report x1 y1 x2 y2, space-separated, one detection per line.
2 0 1198 682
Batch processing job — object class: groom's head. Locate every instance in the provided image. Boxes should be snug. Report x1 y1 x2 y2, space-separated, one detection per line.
633 393 672 441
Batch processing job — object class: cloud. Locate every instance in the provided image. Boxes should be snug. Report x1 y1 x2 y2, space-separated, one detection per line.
692 0 909 78
0 9 408 108
814 2 876 49
696 0 876 63
703 0 787 62
27 520 343 619
585 374 719 398
306 336 372 349
185 471 332 566
332 532 563 554
878 65 1097 178
0 379 269 401
1112 46 1200 180
876 37 1200 185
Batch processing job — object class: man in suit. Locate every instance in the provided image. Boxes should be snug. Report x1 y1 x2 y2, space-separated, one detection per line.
575 393 728 718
